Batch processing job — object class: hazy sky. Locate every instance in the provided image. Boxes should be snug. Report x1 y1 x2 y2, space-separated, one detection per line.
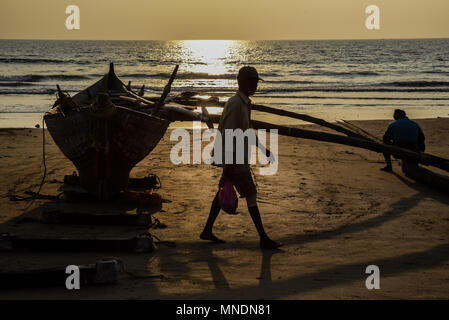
1 0 448 40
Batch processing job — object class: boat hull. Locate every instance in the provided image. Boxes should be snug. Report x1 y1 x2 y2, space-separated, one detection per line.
44 106 170 200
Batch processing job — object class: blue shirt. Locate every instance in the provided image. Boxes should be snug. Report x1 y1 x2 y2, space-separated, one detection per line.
383 117 425 151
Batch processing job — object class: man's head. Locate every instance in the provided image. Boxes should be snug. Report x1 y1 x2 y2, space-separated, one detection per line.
393 109 406 120
237 66 263 97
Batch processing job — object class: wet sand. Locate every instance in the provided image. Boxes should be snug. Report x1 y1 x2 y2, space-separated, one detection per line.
0 118 449 299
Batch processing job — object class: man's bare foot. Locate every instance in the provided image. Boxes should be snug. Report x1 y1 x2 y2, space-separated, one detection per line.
200 231 226 243
260 238 283 250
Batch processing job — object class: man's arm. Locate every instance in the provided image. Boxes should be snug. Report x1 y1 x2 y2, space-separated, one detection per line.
383 124 394 144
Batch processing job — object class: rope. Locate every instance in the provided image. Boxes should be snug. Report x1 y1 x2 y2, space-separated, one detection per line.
152 234 176 248
153 174 162 190
10 191 62 202
149 216 167 229
22 117 47 211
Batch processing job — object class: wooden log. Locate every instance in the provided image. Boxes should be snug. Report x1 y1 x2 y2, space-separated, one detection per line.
403 163 449 193
171 96 367 139
120 89 154 106
167 104 449 174
152 65 179 115
159 105 212 123
125 98 449 174
251 120 449 173
163 110 449 174
174 96 224 107
251 104 366 139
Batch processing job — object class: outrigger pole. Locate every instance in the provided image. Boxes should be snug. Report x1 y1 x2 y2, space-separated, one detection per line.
158 101 449 175
151 64 179 115
250 119 449 174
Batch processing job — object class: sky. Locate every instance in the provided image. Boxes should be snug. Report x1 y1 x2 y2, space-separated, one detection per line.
0 0 448 40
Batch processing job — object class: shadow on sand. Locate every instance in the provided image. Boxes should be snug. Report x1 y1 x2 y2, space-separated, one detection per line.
0 171 448 299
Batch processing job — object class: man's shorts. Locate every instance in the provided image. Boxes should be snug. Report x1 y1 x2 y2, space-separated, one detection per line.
218 164 257 198
385 141 421 163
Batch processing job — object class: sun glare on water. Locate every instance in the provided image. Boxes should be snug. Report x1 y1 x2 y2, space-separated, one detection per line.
179 40 242 75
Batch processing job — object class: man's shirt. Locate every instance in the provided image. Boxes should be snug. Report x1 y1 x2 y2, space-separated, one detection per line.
213 91 254 165
383 116 425 151
218 91 251 132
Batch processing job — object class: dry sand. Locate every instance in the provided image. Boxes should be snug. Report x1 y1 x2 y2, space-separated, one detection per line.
0 118 448 299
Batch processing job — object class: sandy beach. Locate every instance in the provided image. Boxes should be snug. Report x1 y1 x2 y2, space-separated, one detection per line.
0 118 448 299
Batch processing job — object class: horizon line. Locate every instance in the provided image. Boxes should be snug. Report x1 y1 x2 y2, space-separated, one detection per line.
1 37 449 41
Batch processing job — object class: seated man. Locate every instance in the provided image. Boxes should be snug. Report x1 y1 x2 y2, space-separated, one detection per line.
381 109 425 172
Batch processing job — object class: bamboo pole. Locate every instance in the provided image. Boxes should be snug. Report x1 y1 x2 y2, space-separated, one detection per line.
172 96 367 139
250 120 449 173
251 104 366 139
143 101 449 174
156 109 449 173
339 119 381 142
120 89 154 106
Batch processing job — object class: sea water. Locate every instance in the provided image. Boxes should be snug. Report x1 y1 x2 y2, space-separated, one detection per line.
0 39 448 127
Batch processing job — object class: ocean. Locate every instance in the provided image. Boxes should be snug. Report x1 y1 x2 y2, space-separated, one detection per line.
0 39 448 127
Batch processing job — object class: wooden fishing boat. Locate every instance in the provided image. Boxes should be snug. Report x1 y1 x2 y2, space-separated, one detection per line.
44 64 171 200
